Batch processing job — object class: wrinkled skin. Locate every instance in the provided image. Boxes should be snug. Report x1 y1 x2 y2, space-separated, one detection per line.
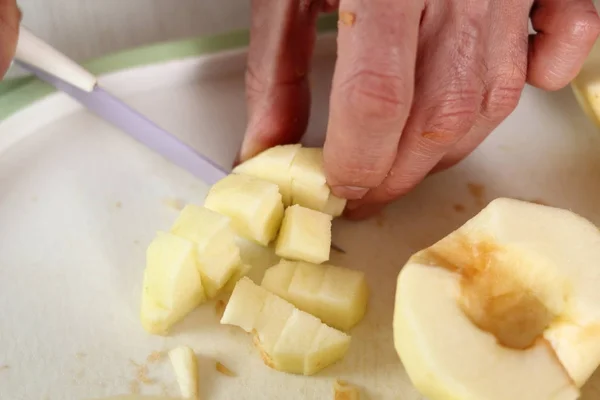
0 0 19 79
240 0 600 218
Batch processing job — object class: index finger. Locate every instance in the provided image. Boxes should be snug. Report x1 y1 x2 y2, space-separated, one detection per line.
0 0 20 78
324 0 423 200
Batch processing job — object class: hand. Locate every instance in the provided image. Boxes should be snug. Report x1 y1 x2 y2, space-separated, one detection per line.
0 0 20 79
240 0 600 219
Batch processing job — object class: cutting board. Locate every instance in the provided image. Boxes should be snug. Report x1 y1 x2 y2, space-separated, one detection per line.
1 32 600 400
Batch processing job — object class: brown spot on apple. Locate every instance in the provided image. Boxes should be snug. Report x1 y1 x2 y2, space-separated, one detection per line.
415 235 554 350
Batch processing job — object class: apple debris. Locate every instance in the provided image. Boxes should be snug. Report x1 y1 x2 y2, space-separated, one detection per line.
140 233 206 335
275 205 332 264
394 198 600 400
169 346 199 400
333 379 361 400
221 277 351 375
262 260 368 331
204 174 284 246
215 361 236 377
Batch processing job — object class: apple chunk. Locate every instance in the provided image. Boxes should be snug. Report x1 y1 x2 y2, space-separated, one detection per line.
140 233 206 335
572 39 600 127
262 260 369 331
275 205 332 264
171 205 241 298
232 144 300 206
221 277 351 375
394 198 600 400
204 174 284 246
290 147 346 216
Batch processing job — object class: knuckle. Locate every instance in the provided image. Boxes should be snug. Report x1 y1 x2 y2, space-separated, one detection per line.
482 75 525 120
381 174 419 200
425 89 480 137
340 68 410 124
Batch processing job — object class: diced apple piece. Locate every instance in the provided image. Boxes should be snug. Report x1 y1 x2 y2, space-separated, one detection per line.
232 144 301 206
171 205 241 298
222 278 351 375
204 174 284 246
169 346 199 400
272 309 322 374
222 263 252 293
260 259 296 297
140 233 206 335
262 260 368 331
253 294 295 355
287 261 325 314
323 194 347 217
319 265 369 331
275 205 332 264
394 198 600 400
305 324 351 376
220 277 269 332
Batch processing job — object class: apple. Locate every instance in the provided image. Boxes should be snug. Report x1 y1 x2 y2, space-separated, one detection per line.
140 233 206 335
233 145 347 216
204 174 284 246
221 277 351 375
394 198 600 400
171 205 241 298
262 260 368 331
222 263 253 293
232 144 301 206
169 346 199 400
275 205 332 264
572 39 600 128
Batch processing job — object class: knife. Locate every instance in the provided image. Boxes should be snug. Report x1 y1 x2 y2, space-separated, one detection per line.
13 27 346 254
14 26 228 186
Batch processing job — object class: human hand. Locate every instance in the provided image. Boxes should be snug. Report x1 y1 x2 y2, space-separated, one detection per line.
0 0 20 79
240 0 600 219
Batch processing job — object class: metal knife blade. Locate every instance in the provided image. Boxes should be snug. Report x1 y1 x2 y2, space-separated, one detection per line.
16 61 228 186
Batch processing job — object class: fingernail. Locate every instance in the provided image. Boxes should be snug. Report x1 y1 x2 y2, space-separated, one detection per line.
331 185 369 200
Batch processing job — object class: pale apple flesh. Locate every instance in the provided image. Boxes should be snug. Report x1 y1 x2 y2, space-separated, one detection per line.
232 145 347 216
572 39 600 127
275 205 332 264
232 144 301 206
204 174 284 246
140 232 206 335
394 198 600 400
262 260 368 331
168 345 199 400
221 277 351 375
170 205 242 298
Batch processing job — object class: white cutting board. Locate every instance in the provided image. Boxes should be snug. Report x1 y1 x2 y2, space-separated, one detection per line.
2 33 600 400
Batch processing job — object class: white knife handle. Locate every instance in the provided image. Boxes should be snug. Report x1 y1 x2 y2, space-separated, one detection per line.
15 26 97 92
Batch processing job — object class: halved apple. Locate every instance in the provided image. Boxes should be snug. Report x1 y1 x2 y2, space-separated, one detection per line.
394 198 600 400
140 232 206 335
204 174 284 246
221 277 351 375
232 144 301 206
262 260 368 331
275 205 332 264
171 204 241 298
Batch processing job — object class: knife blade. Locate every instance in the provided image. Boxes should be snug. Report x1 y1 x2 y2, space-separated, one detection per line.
16 61 229 186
